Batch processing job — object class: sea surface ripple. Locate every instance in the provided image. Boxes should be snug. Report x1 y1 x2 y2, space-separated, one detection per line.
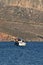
0 42 43 65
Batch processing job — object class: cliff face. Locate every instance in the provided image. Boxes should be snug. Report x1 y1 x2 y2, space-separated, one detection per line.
0 0 43 10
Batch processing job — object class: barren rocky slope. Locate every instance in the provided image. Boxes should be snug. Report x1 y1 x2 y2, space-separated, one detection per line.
0 0 43 11
0 0 43 41
0 32 17 41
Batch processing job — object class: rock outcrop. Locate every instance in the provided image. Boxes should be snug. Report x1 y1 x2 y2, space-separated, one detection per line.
0 32 17 41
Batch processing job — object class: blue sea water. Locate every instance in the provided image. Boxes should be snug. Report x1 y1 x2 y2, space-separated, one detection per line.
0 42 43 65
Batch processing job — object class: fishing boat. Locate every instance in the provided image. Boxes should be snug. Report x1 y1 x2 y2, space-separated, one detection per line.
15 38 26 46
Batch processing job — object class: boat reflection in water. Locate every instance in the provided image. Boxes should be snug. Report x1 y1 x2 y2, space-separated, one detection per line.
15 38 26 46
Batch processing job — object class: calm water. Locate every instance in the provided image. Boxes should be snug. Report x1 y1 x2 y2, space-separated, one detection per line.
0 42 43 65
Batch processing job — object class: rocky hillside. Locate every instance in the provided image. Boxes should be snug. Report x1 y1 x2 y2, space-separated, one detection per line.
0 0 43 41
0 0 43 11
0 32 17 41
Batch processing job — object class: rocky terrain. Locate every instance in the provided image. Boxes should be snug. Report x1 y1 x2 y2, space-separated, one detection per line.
0 32 17 41
0 0 43 41
0 0 43 11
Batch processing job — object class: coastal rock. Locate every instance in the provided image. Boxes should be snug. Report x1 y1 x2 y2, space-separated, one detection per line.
0 32 17 41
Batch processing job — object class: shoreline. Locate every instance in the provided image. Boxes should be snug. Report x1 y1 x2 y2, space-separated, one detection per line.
0 32 43 42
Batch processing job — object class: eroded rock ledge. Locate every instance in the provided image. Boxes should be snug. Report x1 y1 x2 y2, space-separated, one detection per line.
0 32 17 41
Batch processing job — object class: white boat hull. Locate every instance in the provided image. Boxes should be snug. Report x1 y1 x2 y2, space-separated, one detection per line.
19 42 26 46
